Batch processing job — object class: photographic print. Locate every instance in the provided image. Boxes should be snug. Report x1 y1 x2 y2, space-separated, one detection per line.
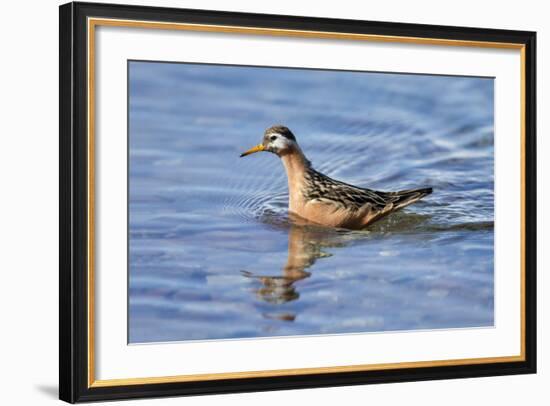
128 61 495 343
60 4 536 401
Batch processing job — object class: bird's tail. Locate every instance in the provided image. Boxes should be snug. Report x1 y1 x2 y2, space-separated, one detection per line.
392 187 433 210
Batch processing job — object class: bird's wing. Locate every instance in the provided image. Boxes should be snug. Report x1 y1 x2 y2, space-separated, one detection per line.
303 169 389 210
304 169 431 212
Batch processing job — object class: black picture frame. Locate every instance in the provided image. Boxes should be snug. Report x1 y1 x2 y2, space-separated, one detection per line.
59 1 537 403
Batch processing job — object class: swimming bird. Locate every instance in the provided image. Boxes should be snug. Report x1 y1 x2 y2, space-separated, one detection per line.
240 125 432 229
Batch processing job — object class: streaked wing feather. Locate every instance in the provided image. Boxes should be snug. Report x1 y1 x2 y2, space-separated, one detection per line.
303 169 389 210
303 168 431 213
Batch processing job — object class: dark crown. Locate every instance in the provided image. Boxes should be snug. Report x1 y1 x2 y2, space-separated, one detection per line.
265 125 296 142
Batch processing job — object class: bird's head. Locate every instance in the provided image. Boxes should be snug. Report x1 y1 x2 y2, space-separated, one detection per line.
240 125 298 158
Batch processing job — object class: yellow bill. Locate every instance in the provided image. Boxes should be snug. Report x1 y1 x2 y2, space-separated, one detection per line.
240 144 265 157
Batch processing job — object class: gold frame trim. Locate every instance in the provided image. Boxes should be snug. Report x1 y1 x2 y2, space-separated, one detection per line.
87 17 527 388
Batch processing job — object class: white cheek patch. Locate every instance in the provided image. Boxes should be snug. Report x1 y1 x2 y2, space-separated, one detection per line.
271 135 291 150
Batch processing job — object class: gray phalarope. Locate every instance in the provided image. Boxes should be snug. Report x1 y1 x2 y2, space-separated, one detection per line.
240 125 432 229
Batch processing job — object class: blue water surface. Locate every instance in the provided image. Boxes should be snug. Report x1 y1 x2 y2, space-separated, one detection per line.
128 61 494 343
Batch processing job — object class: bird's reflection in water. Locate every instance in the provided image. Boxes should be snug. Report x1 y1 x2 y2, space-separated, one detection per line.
242 217 348 322
241 210 433 322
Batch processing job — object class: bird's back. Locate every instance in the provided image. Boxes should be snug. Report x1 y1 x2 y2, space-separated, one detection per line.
297 167 431 228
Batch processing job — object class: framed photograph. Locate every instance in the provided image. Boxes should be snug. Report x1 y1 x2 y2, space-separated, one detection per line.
59 1 536 403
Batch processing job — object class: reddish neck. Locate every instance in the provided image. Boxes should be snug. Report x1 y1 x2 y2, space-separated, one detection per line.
279 146 310 210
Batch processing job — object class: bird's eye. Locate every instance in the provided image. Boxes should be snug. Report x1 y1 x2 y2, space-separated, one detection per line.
270 135 277 141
